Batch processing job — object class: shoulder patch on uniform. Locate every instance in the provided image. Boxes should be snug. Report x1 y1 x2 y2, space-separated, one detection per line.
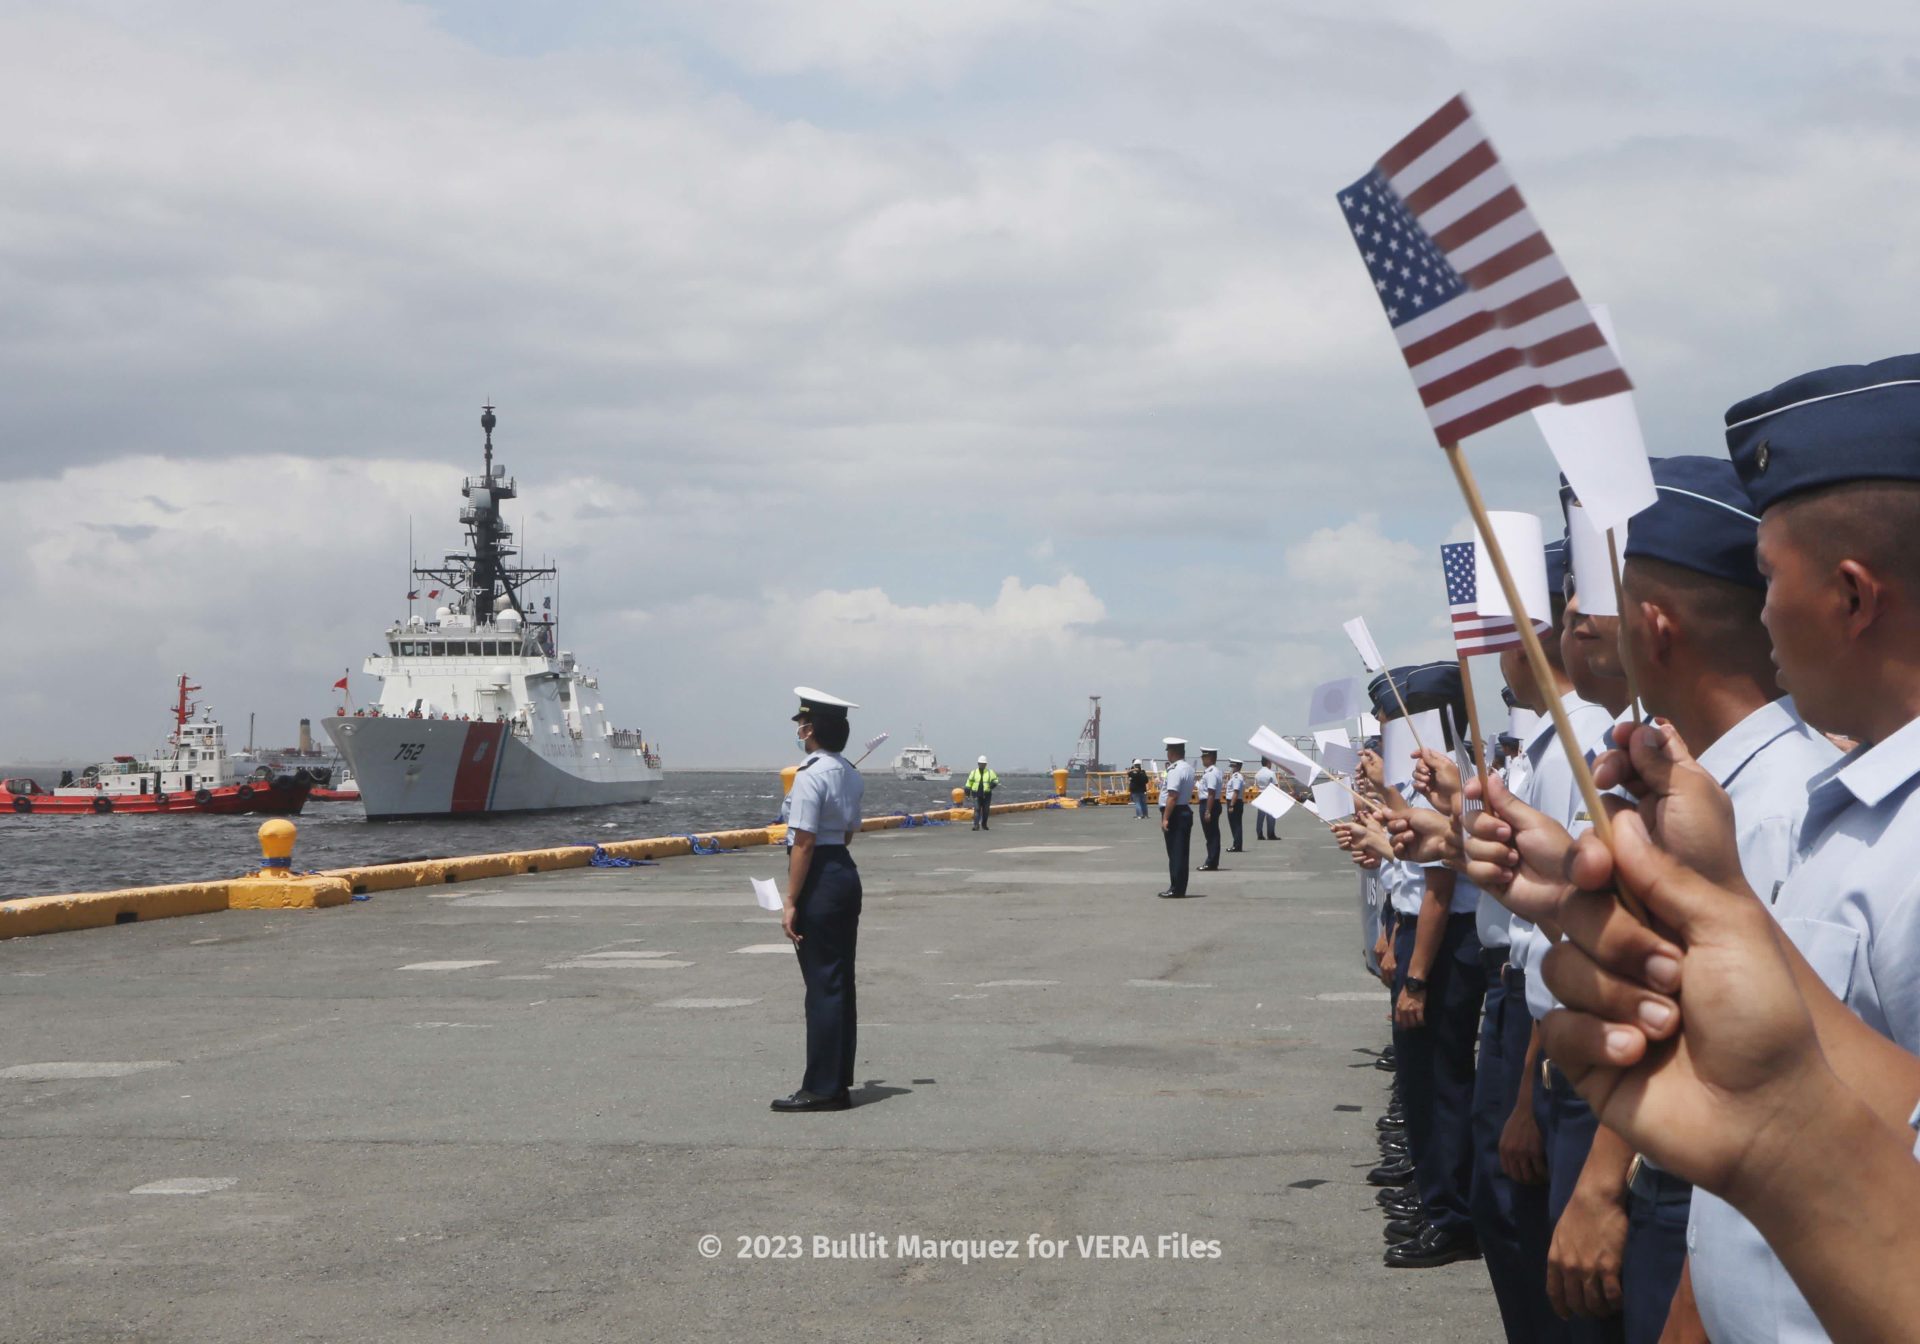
796 760 816 772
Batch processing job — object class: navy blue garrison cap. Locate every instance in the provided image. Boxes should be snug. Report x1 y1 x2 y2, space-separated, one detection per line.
1366 666 1417 720
1623 456 1762 590
1543 539 1569 597
1369 661 1467 736
1726 353 1920 512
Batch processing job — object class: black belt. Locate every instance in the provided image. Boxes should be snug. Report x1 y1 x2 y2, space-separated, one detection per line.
1168 803 1191 811
1479 947 1510 976
1627 1157 1693 1206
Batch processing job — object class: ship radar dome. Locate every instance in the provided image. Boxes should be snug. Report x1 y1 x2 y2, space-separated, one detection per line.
497 609 523 631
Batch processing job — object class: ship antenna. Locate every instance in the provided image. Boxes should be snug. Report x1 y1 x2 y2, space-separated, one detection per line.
481 401 497 477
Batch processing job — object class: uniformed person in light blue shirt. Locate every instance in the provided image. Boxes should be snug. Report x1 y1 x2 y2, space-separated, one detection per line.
1253 759 1280 840
1223 759 1247 852
1196 748 1224 870
1584 456 1841 1343
772 687 866 1113
1663 357 1920 1341
1158 738 1195 898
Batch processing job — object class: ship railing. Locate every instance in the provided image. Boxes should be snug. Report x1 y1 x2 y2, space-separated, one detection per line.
607 729 650 751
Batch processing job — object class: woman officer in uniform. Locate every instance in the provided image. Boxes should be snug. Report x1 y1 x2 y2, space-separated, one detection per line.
772 687 867 1113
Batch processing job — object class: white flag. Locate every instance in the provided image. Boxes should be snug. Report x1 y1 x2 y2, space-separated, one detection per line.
1564 501 1620 617
1318 739 1360 777
1343 617 1386 673
1252 787 1296 822
751 878 783 912
1306 676 1363 728
1530 306 1659 535
1473 511 1551 630
1382 710 1443 789
1311 780 1356 821
1249 725 1322 784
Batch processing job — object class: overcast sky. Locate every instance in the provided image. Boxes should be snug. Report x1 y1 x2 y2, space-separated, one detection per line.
4 1 1916 770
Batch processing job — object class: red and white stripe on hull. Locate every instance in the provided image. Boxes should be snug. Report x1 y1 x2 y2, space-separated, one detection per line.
324 715 658 818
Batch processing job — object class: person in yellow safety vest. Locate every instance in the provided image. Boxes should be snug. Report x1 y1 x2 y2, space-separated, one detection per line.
965 755 999 831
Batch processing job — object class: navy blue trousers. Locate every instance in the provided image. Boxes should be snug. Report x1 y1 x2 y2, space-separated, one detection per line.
1533 1064 1627 1344
1163 805 1192 894
1200 804 1222 867
1225 800 1244 850
1391 912 1484 1237
1623 1171 1691 1344
795 846 861 1098
1471 965 1560 1342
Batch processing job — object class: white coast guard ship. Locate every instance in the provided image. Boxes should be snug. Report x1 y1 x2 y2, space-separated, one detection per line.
324 407 664 818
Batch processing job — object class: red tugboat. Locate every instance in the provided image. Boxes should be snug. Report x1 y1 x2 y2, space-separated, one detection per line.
1 676 312 816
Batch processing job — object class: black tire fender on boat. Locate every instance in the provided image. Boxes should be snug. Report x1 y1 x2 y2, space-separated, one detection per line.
11 795 30 813
92 795 112 814
236 784 254 801
152 792 167 808
194 788 214 807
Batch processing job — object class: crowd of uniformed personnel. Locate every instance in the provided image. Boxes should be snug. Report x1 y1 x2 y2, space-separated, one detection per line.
1318 355 1920 1343
769 358 1920 1340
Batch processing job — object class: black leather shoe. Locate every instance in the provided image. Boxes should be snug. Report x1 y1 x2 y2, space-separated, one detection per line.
1381 1197 1422 1221
1157 890 1187 899
1383 1216 1428 1244
1366 1159 1415 1186
1384 1226 1481 1269
1377 1112 1405 1131
1377 1187 1419 1210
770 1091 851 1112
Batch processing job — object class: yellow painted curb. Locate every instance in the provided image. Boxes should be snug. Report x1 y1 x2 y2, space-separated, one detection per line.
228 876 354 909
4 797 1067 939
0 882 229 939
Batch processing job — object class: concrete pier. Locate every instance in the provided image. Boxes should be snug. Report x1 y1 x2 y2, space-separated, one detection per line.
0 805 1496 1342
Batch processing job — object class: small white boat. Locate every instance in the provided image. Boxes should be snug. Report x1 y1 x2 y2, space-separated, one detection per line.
891 731 952 782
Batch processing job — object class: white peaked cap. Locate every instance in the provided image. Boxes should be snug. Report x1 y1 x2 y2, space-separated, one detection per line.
1163 736 1186 747
792 685 859 712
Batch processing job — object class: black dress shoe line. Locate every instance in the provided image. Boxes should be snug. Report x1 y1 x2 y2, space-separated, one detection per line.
1381 1200 1422 1221
1384 1226 1482 1269
1366 1160 1415 1187
770 1091 851 1112
1377 1187 1420 1210
1377 1111 1405 1130
1383 1216 1429 1244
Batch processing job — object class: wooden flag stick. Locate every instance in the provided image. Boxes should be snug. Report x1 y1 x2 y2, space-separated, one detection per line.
1379 667 1429 755
1605 528 1646 725
1456 653 1488 783
1441 443 1647 922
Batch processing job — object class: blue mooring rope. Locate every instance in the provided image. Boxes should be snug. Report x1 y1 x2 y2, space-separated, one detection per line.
587 845 657 868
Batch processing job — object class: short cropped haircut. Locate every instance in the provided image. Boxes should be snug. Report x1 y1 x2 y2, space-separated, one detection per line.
1776 480 1920 595
812 717 852 752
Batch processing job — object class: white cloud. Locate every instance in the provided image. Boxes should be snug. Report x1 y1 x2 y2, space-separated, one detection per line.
6 0 1920 770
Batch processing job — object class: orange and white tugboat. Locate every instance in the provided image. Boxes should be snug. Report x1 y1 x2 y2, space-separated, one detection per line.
1 677 314 816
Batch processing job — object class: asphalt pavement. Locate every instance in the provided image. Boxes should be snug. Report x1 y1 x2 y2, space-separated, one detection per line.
0 802 1497 1342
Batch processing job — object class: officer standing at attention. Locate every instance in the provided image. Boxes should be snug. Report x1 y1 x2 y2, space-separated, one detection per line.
1158 737 1195 899
1224 758 1247 852
1253 758 1280 840
773 687 866 1114
965 754 998 831
1127 758 1150 818
1197 748 1224 871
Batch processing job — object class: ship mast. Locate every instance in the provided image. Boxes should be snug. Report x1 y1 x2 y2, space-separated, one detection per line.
410 405 558 649
169 675 201 748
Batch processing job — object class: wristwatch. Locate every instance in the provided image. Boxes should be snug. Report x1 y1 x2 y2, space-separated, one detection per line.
1404 977 1428 993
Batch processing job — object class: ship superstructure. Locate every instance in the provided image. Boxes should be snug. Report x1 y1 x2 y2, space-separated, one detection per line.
324 407 663 817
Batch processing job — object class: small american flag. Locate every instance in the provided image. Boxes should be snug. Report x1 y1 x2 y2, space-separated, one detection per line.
1443 541 1523 655
1339 95 1630 446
